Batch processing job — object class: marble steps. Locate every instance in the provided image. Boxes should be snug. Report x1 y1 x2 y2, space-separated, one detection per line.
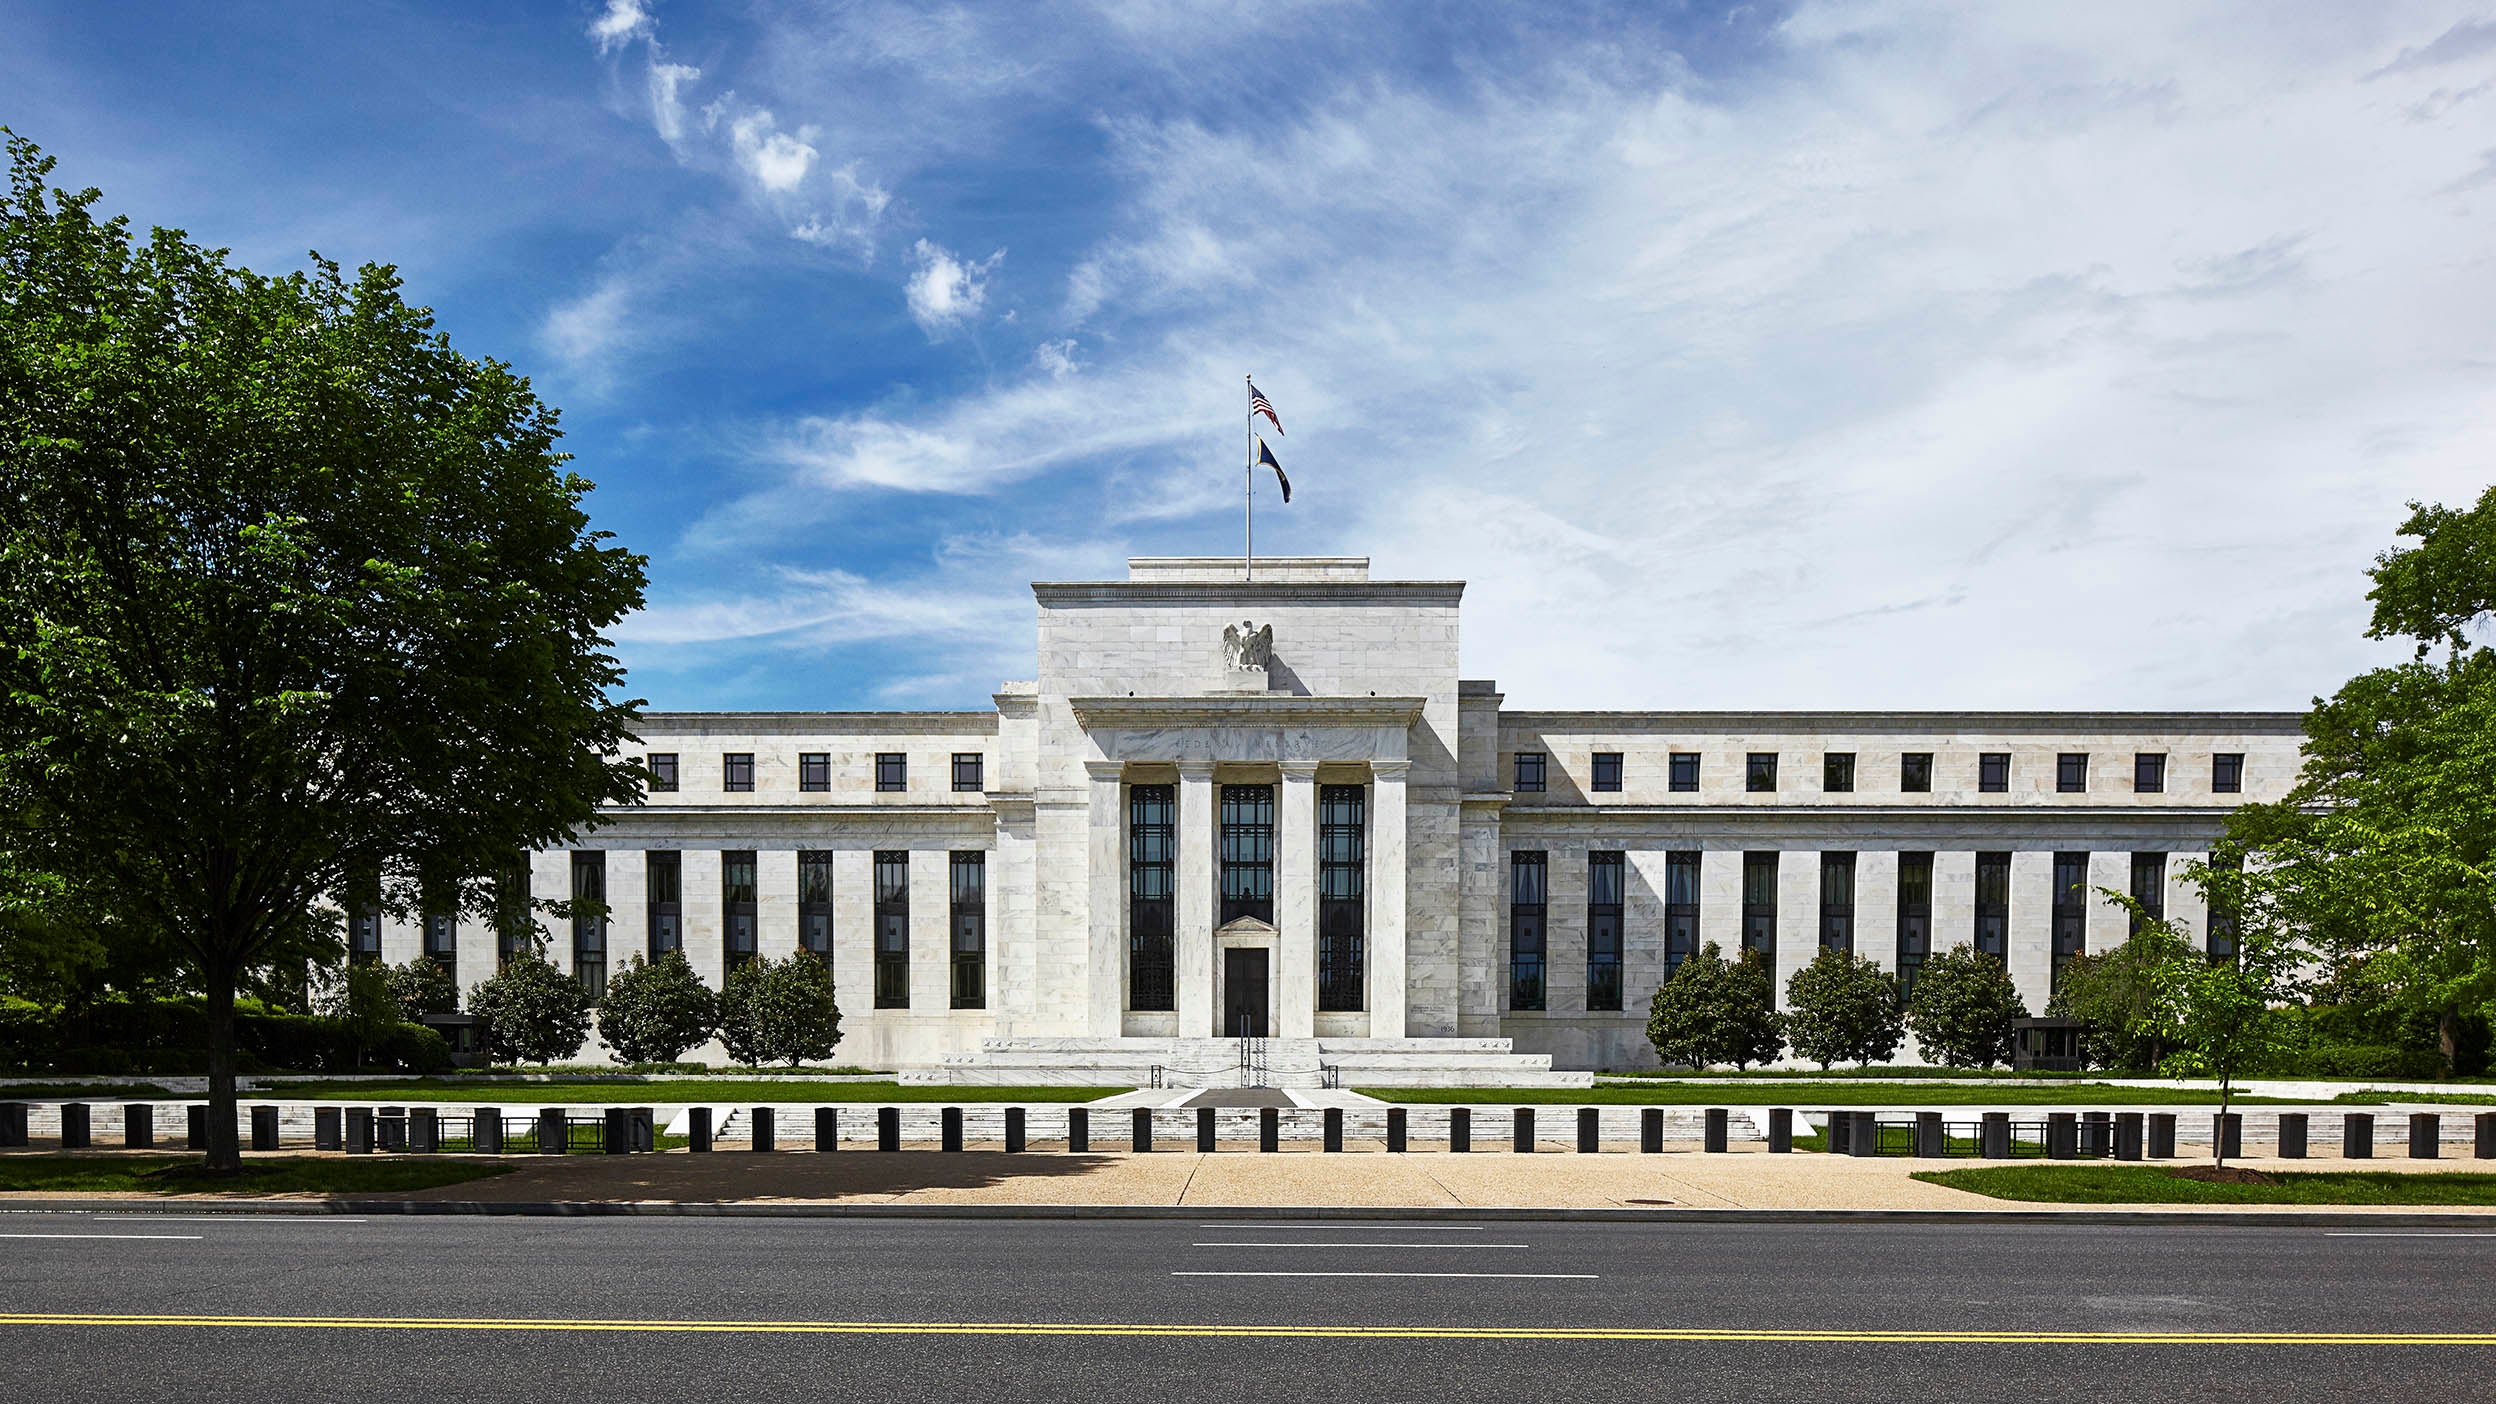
904 1035 1596 1088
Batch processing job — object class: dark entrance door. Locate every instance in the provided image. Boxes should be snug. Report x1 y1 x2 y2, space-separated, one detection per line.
1223 948 1270 1037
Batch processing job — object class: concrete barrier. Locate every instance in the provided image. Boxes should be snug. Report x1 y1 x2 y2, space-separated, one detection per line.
1577 1107 1600 1153
474 1108 504 1155
1703 1108 1729 1154
1004 1107 1025 1153
2344 1112 2374 1159
1385 1107 1406 1153
2213 1113 2242 1161
345 1107 374 1155
1260 1107 1280 1152
1324 1107 1344 1153
185 1105 208 1150
2148 1113 2176 1159
535 1108 563 1155
1067 1107 1089 1153
687 1106 712 1153
751 1107 776 1152
1450 1107 1470 1153
60 1103 91 1150
1512 1108 1534 1153
2114 1112 2143 1162
2047 1112 2077 1160
0 1102 31 1148
2410 1113 2439 1160
878 1106 900 1152
2278 1112 2307 1159
1847 1111 1877 1158
1980 1112 2012 1160
1640 1107 1664 1154
314 1107 341 1151
816 1107 840 1152
1768 1107 1793 1154
251 1105 280 1151
2478 1112 2496 1160
411 1108 439 1154
124 1103 155 1150
941 1107 964 1153
1196 1106 1215 1153
1915 1111 1944 1158
1132 1107 1152 1153
2082 1111 2112 1158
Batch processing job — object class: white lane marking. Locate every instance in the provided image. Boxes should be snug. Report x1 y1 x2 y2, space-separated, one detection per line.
0 1224 199 1234
1173 1271 1597 1279
90 1216 369 1224
1193 1241 1528 1249
2325 1232 2496 1237
1197 1223 1487 1231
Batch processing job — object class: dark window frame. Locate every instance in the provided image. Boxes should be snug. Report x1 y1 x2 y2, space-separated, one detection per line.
1318 784 1367 1012
2129 851 2166 934
2050 851 2088 993
1896 851 1933 1006
2212 752 2244 794
1587 850 1624 1011
1513 751 1546 793
1664 851 1701 981
1978 752 2011 793
797 752 831 792
2134 752 2167 794
1509 851 1547 1011
1220 784 1276 926
1590 752 1623 793
1900 752 1934 793
2057 753 2088 794
1973 851 2010 959
722 752 755 793
952 752 985 793
873 850 909 1008
1128 784 1176 1011
1823 752 1856 793
1819 851 1855 954
875 752 908 793
950 852 985 1010
646 753 679 793
1746 753 1778 793
721 849 757 973
1741 851 1778 960
798 850 833 970
645 850 682 961
572 851 608 997
1668 753 1700 793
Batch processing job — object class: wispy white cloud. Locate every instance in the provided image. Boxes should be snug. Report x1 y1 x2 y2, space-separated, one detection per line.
904 238 1004 335
717 104 818 194
587 0 653 55
645 59 700 144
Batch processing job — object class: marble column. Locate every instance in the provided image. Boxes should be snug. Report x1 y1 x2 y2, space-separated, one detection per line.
1369 761 1409 1038
1277 762 1320 1038
2085 850 2130 955
1085 761 1126 1037
1774 849 1814 1011
680 848 724 990
2007 849 2054 1013
910 847 950 1013
529 850 571 972
1177 761 1217 1038
831 849 875 1024
757 848 798 961
608 849 647 967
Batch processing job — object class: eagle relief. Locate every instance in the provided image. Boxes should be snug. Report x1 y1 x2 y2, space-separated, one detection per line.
1222 620 1274 672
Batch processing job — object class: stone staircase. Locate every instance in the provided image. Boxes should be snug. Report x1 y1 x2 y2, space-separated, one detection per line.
901 1036 1594 1088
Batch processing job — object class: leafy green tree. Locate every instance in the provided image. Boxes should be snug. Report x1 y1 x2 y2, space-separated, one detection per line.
1782 947 1904 1069
597 951 719 1065
1646 943 1783 1070
2109 891 2303 1166
469 955 593 1066
1906 947 2028 1068
314 962 401 1069
0 136 646 1169
716 954 842 1067
2046 922 2192 1071
382 958 460 1022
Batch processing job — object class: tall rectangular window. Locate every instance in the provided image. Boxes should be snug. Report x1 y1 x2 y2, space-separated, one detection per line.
2051 852 2089 992
950 852 985 1009
1824 752 1856 793
1819 852 1855 953
347 873 382 967
798 753 831 792
1897 852 1933 1005
1128 785 1175 1011
1318 784 1367 1011
952 752 985 792
2212 753 2244 793
2057 753 2088 793
1900 753 1934 793
2129 851 2166 934
874 851 909 1008
1590 752 1623 793
798 851 833 971
495 861 529 971
722 850 757 972
1746 753 1778 793
1665 851 1701 980
1509 851 1547 1010
1742 851 1778 960
645 850 681 959
421 898 457 988
875 752 907 792
1220 784 1275 925
1668 753 1700 792
1979 753 2010 793
2134 752 2166 794
646 753 679 792
2207 853 2243 961
723 753 754 792
1587 851 1624 1011
572 851 607 997
1513 752 1546 792
1973 852 2010 959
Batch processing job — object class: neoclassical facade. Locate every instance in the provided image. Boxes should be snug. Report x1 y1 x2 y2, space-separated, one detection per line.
368 556 2303 1073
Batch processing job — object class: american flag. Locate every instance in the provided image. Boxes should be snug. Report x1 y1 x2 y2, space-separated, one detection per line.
1248 379 1283 435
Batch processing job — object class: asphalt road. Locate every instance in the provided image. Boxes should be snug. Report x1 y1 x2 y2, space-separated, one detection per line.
3 1213 2492 1402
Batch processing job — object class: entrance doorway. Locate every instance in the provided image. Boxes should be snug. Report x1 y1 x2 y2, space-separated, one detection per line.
1223 947 1270 1037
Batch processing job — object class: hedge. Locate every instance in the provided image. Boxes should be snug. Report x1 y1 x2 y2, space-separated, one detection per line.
0 998 451 1075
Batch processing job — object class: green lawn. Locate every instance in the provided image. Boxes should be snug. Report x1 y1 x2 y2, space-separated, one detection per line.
1359 1084 2304 1107
1917 1164 2496 1205
1604 1067 2099 1081
0 1154 512 1195
254 1078 1114 1104
2336 1089 2496 1107
0 1083 172 1101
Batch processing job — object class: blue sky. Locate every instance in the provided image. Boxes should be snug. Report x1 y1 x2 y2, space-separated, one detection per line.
8 2 2495 711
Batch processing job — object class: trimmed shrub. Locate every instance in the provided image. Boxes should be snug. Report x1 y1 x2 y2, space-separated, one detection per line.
1646 943 1784 1071
384 958 461 1021
597 951 719 1064
1783 947 1905 1069
0 998 449 1074
1906 947 2029 1069
716 954 842 1067
469 956 593 1065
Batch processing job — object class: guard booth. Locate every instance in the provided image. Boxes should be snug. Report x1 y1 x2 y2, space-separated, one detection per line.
2011 1018 2088 1072
420 1013 490 1069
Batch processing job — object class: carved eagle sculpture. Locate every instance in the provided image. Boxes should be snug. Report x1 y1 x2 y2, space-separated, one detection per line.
1223 620 1274 671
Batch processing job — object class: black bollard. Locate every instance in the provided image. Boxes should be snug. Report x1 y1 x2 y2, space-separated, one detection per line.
1259 1106 1279 1153
1449 1107 1471 1153
60 1102 91 1150
816 1106 840 1152
474 1108 504 1155
345 1107 374 1155
376 1107 408 1153
1981 1112 2012 1160
2082 1111 2112 1158
0 1102 29 1148
314 1106 342 1151
1323 1107 1344 1153
185 1104 208 1150
751 1107 776 1152
1640 1107 1664 1154
1512 1107 1535 1153
601 1108 630 1155
2410 1113 2440 1160
1768 1107 1793 1154
1848 1112 1878 1158
1067 1107 1089 1153
1132 1107 1153 1153
2477 1112 2496 1160
411 1108 440 1154
1578 1107 1600 1153
1915 1111 1944 1159
2213 1113 2241 1161
2148 1112 2176 1159
2344 1112 2375 1159
1386 1107 1406 1153
2114 1112 2144 1162
536 1108 564 1155
1828 1109 1853 1156
251 1105 280 1152
1004 1107 1025 1154
1703 1108 1729 1154
2046 1112 2077 1160
124 1103 155 1150
878 1106 900 1152
688 1106 712 1153
941 1107 964 1153
1197 1106 1216 1152
2278 1112 2308 1159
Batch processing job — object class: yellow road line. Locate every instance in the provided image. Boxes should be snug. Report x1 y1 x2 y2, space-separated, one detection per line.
0 1314 2490 1344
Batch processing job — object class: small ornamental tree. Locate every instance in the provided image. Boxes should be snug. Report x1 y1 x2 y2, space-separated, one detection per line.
716 954 841 1067
314 961 401 1068
1646 943 1784 1070
597 950 718 1065
1719 950 1786 1071
470 954 592 1065
383 957 461 1022
1783 947 1905 1069
1905 947 2029 1068
2046 923 2191 1071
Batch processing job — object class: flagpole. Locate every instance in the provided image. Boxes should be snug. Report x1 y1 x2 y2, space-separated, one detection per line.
1244 374 1255 583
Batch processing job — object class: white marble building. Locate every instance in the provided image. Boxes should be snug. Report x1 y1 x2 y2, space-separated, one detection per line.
365 556 2302 1076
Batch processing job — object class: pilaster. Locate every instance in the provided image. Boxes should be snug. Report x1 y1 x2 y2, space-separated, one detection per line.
1177 761 1217 1037
1369 761 1409 1037
1277 761 1320 1038
1085 761 1126 1036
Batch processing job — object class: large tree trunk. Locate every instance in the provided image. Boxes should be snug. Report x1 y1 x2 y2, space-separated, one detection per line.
202 956 242 1174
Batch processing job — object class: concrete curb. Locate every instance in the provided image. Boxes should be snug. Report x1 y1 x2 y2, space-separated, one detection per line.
5 1198 2496 1227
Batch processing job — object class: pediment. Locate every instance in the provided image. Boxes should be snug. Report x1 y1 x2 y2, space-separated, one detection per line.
1215 916 1277 939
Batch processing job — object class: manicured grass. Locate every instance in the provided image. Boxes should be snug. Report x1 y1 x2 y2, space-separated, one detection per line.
2336 1089 2496 1107
0 1083 172 1101
0 1154 513 1195
1604 1067 2098 1081
1359 1084 2304 1107
256 1078 1113 1104
1915 1164 2496 1205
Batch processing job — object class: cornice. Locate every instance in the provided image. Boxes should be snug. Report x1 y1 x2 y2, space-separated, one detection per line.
633 711 997 736
1034 581 1464 608
1067 695 1429 728
1496 709 2308 734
